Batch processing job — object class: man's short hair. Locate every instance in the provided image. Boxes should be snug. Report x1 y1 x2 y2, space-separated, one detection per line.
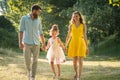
31 4 41 11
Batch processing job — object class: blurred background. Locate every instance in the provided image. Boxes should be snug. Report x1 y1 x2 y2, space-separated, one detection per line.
0 0 120 80
0 0 120 56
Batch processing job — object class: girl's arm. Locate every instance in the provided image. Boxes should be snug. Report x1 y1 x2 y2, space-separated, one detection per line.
83 24 89 54
57 38 65 49
65 24 72 47
46 39 50 50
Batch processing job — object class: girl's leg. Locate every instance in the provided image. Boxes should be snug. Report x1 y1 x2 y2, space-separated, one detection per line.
50 62 56 75
57 64 61 77
73 56 78 79
78 57 83 79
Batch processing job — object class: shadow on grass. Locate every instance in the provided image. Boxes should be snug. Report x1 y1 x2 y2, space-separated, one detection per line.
0 48 120 80
86 55 120 61
40 51 120 61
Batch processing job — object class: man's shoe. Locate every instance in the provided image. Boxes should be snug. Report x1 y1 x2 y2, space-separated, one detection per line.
30 77 35 80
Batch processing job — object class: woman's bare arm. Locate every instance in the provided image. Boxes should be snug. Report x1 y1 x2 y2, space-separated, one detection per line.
65 24 72 47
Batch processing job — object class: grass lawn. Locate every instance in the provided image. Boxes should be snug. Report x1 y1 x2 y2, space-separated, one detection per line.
0 48 120 80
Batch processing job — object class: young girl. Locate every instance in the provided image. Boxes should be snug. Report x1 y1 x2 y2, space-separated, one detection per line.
65 11 89 80
46 24 66 79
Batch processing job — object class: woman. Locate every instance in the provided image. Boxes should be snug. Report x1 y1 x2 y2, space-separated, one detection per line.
65 11 89 80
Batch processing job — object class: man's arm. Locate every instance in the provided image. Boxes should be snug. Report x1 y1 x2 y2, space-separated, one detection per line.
19 16 25 49
19 32 24 49
40 34 45 51
39 20 46 51
40 34 45 45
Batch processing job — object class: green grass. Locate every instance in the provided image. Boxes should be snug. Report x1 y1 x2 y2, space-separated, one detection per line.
0 48 120 80
90 35 120 59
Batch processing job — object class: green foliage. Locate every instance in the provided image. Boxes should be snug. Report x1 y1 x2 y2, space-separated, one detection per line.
0 0 8 12
0 0 120 54
91 34 120 56
0 15 15 31
48 0 77 9
109 0 120 6
57 0 120 50
0 28 18 48
0 15 18 48
72 0 120 44
5 0 77 42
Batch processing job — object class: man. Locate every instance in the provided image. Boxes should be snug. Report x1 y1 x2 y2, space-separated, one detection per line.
19 4 45 80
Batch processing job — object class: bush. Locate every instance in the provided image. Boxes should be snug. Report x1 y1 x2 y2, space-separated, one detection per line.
0 28 18 48
0 15 15 31
0 15 18 48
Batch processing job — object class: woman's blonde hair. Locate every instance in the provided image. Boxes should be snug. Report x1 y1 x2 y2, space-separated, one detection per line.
49 24 59 36
70 11 85 24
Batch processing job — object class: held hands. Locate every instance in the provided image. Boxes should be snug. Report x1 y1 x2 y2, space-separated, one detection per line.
60 44 67 53
64 45 68 53
63 47 67 53
41 44 46 52
44 46 48 52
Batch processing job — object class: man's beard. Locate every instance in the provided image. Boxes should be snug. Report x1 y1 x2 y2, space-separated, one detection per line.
33 13 38 19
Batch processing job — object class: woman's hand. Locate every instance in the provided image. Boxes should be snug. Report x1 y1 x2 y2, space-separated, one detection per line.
86 48 89 55
64 45 68 53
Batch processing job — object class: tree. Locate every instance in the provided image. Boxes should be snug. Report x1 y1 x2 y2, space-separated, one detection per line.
0 15 17 48
0 0 8 13
6 0 77 42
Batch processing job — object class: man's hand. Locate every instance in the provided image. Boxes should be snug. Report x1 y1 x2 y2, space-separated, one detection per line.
19 43 24 50
40 34 46 51
19 32 24 50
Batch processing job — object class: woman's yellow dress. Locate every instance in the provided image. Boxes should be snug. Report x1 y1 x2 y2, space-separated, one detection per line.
68 23 86 58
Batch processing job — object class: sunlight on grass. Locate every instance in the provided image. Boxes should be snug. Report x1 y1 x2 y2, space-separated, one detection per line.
0 48 120 80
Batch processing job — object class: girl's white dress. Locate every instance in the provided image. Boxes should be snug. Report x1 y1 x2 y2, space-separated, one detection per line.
46 37 66 64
